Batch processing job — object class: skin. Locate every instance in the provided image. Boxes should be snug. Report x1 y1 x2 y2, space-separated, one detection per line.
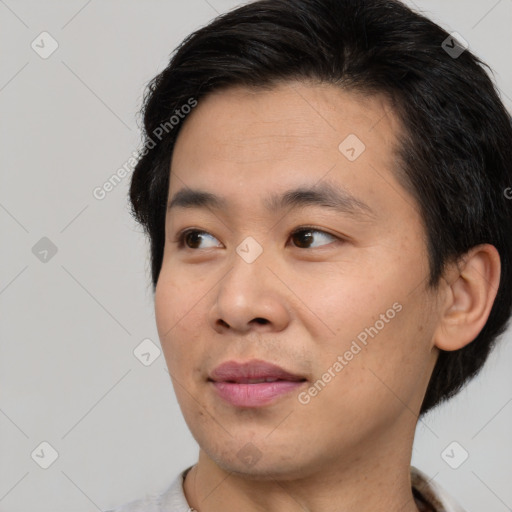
154 81 500 512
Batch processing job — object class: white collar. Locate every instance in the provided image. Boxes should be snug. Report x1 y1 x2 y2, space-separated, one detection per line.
109 465 466 512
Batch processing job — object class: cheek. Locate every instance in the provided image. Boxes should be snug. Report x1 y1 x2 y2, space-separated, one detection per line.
155 263 206 331
297 262 432 403
289 261 390 340
154 270 206 372
347 303 432 411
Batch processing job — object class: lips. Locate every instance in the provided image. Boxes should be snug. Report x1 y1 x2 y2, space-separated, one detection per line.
209 359 306 383
208 359 307 407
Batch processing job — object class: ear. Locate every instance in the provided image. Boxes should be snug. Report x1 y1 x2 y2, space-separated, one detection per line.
433 244 501 352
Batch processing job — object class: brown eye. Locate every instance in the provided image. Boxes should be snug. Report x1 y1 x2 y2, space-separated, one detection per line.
290 228 337 249
184 231 203 249
177 229 221 249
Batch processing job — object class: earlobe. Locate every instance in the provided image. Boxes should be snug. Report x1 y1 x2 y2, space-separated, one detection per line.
433 244 501 352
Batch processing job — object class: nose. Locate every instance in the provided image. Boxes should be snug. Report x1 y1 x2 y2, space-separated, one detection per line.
208 248 291 335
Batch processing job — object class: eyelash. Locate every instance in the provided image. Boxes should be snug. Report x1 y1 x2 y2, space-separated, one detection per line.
174 226 341 250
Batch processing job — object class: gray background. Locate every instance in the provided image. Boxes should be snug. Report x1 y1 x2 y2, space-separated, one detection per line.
1 0 511 511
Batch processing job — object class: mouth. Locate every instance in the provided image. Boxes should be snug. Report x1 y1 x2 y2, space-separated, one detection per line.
208 359 307 407
216 377 305 384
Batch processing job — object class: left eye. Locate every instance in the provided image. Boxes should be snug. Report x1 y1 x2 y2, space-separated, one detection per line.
289 228 338 249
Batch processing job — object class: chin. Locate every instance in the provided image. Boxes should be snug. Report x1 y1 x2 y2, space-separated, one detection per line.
201 438 314 481
215 457 305 481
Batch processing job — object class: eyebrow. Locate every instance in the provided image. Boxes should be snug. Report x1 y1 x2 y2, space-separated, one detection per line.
167 181 376 220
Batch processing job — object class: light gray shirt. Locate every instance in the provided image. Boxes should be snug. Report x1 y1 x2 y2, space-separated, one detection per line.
107 466 466 512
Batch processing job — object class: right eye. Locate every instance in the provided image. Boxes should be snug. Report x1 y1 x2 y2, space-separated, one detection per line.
175 229 222 250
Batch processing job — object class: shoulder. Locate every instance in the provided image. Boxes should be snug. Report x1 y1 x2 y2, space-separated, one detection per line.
104 492 162 512
105 466 194 512
411 466 467 512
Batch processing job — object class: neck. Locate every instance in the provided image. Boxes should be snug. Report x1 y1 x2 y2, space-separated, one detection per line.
183 424 421 512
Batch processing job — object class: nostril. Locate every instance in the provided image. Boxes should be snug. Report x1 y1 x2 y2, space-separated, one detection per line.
253 318 269 325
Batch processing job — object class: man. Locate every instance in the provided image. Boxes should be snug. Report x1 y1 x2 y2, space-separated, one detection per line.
109 0 512 510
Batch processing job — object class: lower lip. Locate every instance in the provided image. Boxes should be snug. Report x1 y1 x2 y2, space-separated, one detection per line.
210 380 305 407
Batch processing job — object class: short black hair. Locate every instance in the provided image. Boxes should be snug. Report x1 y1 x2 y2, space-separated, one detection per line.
129 0 512 416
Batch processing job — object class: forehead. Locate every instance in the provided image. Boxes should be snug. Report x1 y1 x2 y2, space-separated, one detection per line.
168 81 410 220
176 82 399 156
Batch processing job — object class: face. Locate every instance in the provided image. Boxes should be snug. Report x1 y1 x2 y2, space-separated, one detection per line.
155 81 440 480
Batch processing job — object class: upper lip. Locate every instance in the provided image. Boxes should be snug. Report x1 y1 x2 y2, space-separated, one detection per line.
209 359 306 383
